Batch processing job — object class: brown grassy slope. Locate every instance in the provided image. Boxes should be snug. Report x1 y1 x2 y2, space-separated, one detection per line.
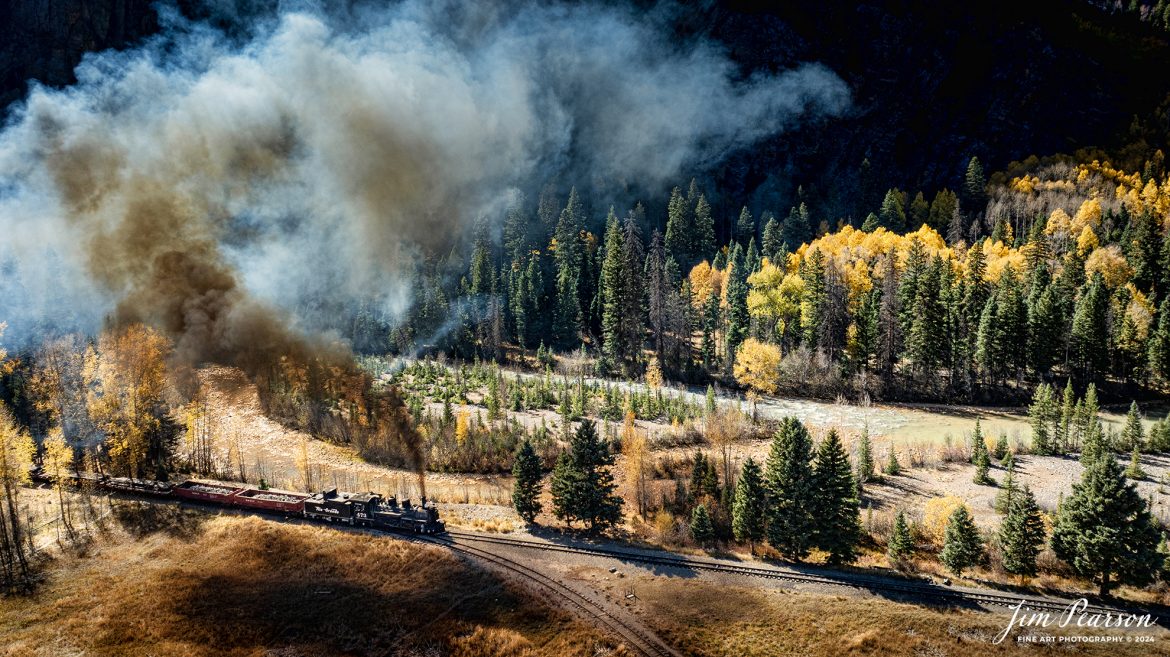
637 578 1170 657
0 512 617 657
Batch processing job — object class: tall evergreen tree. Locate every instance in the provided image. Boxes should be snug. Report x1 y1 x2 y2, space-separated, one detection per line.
512 439 543 523
962 156 987 222
940 505 984 575
888 510 914 564
552 187 586 347
1121 401 1145 452
549 420 624 529
599 209 626 373
781 203 813 248
929 189 959 236
1029 383 1057 455
878 188 907 232
665 186 692 267
906 255 946 379
1051 453 1164 596
1149 298 1170 384
690 503 715 546
1070 273 1110 381
971 420 992 485
1000 486 1046 579
732 457 766 551
908 191 930 230
1028 284 1065 376
761 212 782 262
856 425 875 485
694 193 717 262
812 430 862 565
725 243 750 367
765 417 817 560
736 206 755 246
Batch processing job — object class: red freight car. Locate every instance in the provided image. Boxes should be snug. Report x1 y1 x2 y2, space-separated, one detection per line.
173 480 244 504
232 488 309 514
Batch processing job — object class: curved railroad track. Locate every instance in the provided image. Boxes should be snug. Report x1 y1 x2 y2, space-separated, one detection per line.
443 530 1145 617
412 533 680 657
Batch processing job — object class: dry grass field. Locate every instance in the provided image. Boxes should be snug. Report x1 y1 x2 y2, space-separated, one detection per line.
0 508 618 657
636 578 1170 657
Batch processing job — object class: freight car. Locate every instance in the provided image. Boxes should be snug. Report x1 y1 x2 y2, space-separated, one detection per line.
30 469 444 533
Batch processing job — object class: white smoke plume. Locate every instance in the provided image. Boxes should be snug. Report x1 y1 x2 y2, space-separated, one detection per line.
0 0 850 354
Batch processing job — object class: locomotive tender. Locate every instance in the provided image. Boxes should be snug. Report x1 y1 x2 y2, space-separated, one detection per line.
47 472 445 533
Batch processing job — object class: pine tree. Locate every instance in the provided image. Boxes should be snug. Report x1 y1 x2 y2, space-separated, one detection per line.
732 457 766 550
884 445 902 476
690 503 715 546
553 187 585 347
1149 298 1170 383
599 209 626 373
761 212 782 262
856 425 875 484
694 193 716 262
620 214 646 369
962 156 987 221
993 433 1009 462
1121 401 1145 452
928 189 959 235
994 457 1018 514
1126 444 1147 480
665 186 692 267
781 203 813 249
888 510 914 564
908 191 930 230
725 243 750 366
512 439 543 523
1000 486 1046 579
812 430 862 565
906 255 946 379
1057 379 1076 453
971 420 992 485
940 505 984 575
550 451 577 523
1070 273 1109 380
550 420 624 529
765 417 817 560
878 189 906 232
736 206 755 246
1051 453 1164 596
1029 383 1056 455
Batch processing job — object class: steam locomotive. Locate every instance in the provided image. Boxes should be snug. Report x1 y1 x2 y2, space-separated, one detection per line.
38 471 445 534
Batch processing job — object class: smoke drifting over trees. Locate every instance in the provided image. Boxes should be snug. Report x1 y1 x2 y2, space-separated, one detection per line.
0 0 849 351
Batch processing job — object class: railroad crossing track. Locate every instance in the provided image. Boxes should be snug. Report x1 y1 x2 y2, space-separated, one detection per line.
444 530 1143 617
414 533 680 657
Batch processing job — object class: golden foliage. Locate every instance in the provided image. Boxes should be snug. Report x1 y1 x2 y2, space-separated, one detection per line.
746 262 804 330
733 338 781 395
0 404 34 488
923 496 967 546
455 410 471 445
687 260 724 309
85 323 172 478
1076 225 1099 254
1084 245 1132 288
644 356 663 389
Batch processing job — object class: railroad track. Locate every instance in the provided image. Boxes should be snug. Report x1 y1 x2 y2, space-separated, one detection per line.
413 533 679 657
444 530 1142 617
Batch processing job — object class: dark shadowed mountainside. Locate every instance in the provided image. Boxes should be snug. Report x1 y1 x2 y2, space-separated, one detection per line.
3 0 1170 224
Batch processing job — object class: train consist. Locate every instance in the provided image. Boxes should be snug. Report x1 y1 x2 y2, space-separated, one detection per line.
43 472 445 533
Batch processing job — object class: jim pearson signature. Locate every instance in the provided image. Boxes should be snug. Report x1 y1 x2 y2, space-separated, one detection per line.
995 598 1159 644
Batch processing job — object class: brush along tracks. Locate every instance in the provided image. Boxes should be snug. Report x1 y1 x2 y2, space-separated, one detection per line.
443 530 1142 617
413 533 680 657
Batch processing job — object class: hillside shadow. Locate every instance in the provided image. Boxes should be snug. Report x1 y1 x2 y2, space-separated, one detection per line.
126 524 569 656
111 499 208 539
